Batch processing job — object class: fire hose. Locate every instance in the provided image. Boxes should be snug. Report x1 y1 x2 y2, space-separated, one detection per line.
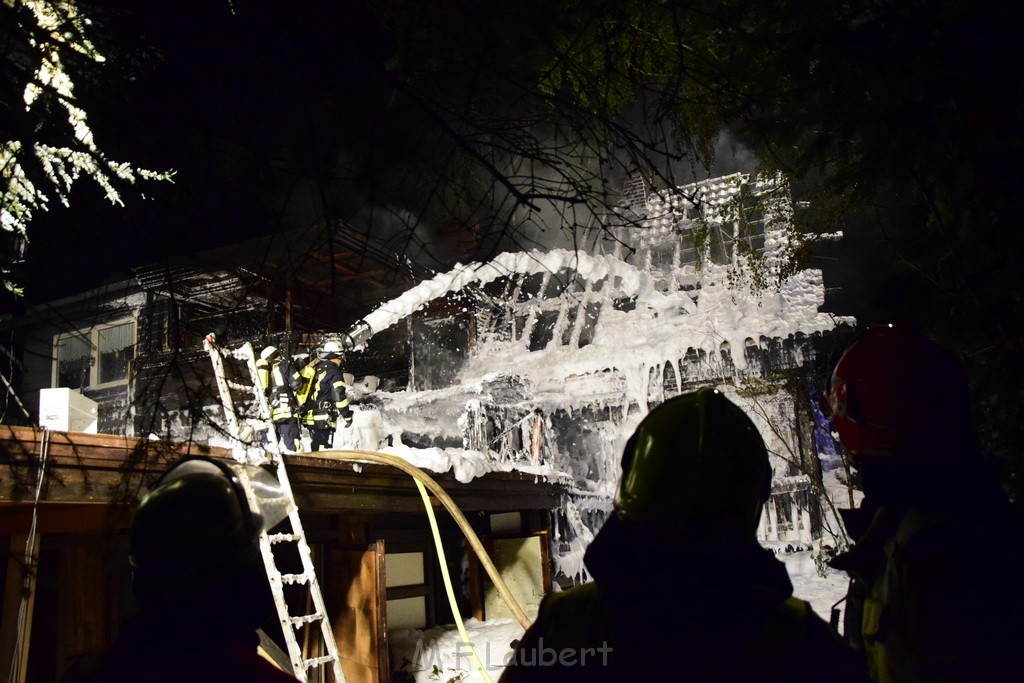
312 451 533 682
310 450 532 629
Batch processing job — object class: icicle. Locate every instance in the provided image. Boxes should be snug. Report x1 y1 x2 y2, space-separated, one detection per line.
558 498 595 582
767 498 779 542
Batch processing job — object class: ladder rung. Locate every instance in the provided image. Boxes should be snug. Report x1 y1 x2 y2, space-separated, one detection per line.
264 492 290 502
303 654 338 670
289 612 324 626
268 533 301 544
227 381 252 390
259 494 291 507
280 572 309 585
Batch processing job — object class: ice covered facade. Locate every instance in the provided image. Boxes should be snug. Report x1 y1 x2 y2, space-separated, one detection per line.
343 172 853 581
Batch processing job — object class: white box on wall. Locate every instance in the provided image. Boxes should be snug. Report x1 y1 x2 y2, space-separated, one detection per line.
39 387 98 433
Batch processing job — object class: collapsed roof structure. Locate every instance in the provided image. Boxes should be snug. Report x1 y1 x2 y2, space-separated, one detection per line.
277 172 855 580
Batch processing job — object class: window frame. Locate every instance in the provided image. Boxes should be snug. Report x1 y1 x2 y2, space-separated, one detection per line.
52 317 138 390
384 548 434 631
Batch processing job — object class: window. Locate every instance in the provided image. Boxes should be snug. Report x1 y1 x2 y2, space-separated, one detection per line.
55 334 91 389
53 318 137 389
735 182 766 256
384 550 432 631
678 231 698 267
707 222 734 265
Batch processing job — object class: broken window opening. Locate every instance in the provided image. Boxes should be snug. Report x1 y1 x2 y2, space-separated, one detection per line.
97 322 135 385
707 222 734 266
735 182 767 257
528 310 560 352
559 305 579 346
648 242 677 271
55 334 91 390
544 269 572 299
576 302 602 348
678 229 698 268
646 365 662 408
518 272 546 301
663 362 679 397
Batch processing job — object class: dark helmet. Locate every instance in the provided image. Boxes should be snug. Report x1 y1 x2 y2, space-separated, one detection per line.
827 325 970 460
615 388 771 540
130 458 266 607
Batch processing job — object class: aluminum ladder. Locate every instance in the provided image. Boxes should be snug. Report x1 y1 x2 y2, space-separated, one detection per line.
204 335 345 682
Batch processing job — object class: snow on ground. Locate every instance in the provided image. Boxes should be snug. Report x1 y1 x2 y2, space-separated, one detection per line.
391 618 524 683
783 550 850 625
390 550 849 683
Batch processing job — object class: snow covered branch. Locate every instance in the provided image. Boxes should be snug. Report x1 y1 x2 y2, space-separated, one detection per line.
1 0 172 294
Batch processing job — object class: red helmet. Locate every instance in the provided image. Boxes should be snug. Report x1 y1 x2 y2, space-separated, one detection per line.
827 325 970 459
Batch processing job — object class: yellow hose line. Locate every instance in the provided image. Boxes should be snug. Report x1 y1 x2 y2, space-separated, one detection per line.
310 450 532 629
415 478 494 683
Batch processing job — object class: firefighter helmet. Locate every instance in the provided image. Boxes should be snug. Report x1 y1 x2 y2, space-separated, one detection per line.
260 345 279 361
130 458 264 607
827 325 970 459
615 388 771 539
322 340 344 359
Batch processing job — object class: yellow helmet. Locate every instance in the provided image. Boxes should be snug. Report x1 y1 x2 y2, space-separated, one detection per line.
615 389 771 539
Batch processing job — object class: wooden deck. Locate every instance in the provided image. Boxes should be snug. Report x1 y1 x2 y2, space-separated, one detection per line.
1 430 564 682
0 425 565 529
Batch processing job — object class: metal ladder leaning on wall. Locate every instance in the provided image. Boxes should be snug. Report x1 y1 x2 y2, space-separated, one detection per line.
204 334 345 683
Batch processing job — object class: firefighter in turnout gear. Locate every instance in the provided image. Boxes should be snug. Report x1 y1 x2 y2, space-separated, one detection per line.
826 325 1024 682
501 389 865 683
255 345 303 453
301 340 353 451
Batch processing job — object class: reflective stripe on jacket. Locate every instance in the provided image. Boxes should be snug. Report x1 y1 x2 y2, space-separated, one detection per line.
300 359 351 427
256 357 301 422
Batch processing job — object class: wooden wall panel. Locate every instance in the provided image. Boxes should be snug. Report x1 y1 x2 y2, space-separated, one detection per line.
0 535 39 683
330 540 388 683
54 536 131 679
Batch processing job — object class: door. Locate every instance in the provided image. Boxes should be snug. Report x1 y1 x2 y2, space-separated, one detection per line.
329 540 389 683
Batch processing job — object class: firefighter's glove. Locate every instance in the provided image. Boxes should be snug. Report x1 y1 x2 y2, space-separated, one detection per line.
344 416 354 429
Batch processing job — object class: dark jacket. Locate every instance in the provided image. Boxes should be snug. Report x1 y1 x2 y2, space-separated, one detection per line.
300 358 352 428
68 570 297 682
831 475 1024 683
501 515 866 682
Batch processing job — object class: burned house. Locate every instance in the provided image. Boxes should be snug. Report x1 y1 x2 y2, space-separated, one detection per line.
334 172 853 579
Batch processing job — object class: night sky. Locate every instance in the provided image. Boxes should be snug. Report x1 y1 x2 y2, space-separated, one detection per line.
9 1 868 314
15 1 406 304
5 0 1012 336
